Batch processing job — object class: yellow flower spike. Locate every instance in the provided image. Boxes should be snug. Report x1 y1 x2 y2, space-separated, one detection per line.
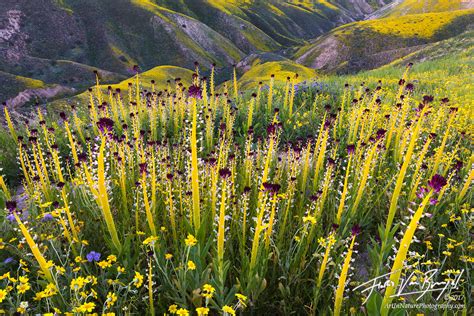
190 97 201 230
96 137 121 252
267 75 274 113
334 234 357 316
13 212 53 283
317 233 335 287
336 154 353 223
64 121 79 165
431 111 456 176
350 141 379 214
0 175 11 200
3 106 17 143
385 106 428 236
381 191 433 316
141 167 157 236
217 175 228 270
233 65 238 100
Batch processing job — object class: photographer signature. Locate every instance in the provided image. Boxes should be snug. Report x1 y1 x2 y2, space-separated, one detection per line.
353 269 465 304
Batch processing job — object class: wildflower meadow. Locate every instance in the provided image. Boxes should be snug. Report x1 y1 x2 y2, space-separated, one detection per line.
0 59 471 315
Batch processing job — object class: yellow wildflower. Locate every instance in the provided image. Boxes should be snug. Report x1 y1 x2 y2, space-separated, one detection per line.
185 234 197 247
187 260 196 270
202 284 215 299
97 260 112 269
196 307 210 315
168 304 178 314
17 282 31 294
303 215 317 225
176 308 189 316
0 289 7 303
222 305 236 315
165 253 173 260
106 292 117 308
143 236 159 246
236 293 248 307
74 301 96 313
133 271 144 288
70 276 88 291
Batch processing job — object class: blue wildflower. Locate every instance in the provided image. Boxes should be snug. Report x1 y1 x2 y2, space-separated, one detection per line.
86 251 101 262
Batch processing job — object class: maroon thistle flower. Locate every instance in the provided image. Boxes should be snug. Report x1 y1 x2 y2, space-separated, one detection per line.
422 95 434 104
188 85 202 99
139 162 147 174
428 174 447 193
219 168 232 179
5 200 17 212
351 224 361 236
376 129 387 139
97 118 115 134
346 144 355 155
405 83 414 92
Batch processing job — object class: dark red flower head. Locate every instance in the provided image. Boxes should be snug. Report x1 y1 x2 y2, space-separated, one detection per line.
5 200 17 212
351 224 361 236
188 85 202 99
347 144 355 155
428 174 447 193
219 168 232 179
97 117 115 134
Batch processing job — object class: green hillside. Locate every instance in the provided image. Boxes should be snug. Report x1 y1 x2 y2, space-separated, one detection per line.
294 9 474 73
387 0 474 16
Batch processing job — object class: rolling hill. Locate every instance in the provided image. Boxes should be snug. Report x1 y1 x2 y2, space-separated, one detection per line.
1 0 396 105
294 8 474 73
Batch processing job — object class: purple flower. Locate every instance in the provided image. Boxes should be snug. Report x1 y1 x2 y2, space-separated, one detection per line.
351 224 361 236
417 186 428 199
86 251 101 262
346 144 355 155
429 198 438 205
97 117 115 134
219 168 232 179
188 85 202 99
3 257 14 264
5 200 17 212
6 214 15 222
428 174 447 193
42 213 54 221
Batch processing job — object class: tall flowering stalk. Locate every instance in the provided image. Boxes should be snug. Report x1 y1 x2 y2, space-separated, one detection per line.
267 75 275 113
141 164 157 236
190 98 201 230
97 137 121 252
233 65 239 100
12 211 53 283
250 124 277 270
457 168 473 202
350 142 379 214
334 228 359 316
385 106 428 236
431 111 455 176
317 233 336 287
217 168 231 271
3 106 17 143
336 149 353 223
288 75 296 116
0 175 10 199
380 190 435 316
